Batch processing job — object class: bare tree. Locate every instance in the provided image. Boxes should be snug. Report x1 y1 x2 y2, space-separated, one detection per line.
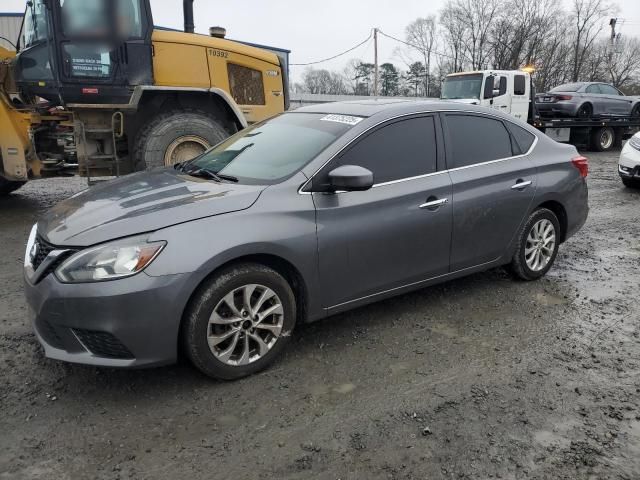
603 37 640 88
302 68 348 95
405 16 437 96
570 0 610 81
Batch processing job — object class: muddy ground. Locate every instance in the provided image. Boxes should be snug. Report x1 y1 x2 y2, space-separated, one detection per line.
0 151 639 480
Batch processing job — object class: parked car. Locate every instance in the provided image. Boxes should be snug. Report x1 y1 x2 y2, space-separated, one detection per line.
619 132 640 188
536 82 640 119
24 101 590 380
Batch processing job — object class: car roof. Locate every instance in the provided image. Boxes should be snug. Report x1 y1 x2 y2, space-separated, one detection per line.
292 99 508 120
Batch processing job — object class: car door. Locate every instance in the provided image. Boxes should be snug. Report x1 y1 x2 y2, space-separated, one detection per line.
598 84 633 115
585 84 606 115
443 113 538 272
311 115 453 309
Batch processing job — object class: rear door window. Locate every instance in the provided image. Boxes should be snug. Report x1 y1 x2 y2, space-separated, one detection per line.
599 84 622 96
329 116 438 185
586 85 602 94
444 114 513 168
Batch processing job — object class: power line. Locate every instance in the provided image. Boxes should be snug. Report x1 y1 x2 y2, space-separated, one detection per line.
377 30 456 61
290 31 373 66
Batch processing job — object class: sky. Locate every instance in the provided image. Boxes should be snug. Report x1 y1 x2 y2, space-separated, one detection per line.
3 0 640 82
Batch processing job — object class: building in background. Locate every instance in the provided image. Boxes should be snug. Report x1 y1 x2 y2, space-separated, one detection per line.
0 12 22 50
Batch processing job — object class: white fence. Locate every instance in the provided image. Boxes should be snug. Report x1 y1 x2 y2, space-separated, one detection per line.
289 93 434 110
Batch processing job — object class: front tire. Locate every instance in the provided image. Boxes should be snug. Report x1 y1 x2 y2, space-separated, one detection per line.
0 177 26 196
182 263 297 380
510 208 561 281
133 110 230 171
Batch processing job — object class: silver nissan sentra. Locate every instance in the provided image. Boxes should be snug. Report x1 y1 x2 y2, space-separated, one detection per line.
24 100 589 380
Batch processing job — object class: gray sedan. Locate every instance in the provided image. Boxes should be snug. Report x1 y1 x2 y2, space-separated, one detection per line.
536 82 640 118
24 100 589 380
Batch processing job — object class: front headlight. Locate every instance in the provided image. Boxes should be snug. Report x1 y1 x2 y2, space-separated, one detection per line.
55 235 166 283
629 134 640 152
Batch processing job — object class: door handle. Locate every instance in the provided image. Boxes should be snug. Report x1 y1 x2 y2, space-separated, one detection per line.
420 198 449 209
511 180 532 190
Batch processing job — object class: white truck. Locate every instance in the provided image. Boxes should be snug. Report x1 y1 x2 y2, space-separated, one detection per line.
441 70 640 152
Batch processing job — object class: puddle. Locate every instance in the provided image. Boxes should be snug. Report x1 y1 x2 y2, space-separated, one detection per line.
535 292 569 306
333 383 356 394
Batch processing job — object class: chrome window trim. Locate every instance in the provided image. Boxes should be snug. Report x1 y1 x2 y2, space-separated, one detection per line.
298 109 539 195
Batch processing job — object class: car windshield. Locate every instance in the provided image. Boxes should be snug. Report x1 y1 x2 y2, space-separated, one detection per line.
550 83 583 92
185 113 361 185
441 74 483 100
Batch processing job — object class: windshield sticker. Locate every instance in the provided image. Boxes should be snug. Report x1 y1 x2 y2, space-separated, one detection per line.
320 114 364 126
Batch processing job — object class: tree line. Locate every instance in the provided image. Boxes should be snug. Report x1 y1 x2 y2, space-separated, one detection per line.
294 0 640 97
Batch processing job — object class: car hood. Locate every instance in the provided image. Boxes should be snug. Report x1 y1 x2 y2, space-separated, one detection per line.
39 168 266 246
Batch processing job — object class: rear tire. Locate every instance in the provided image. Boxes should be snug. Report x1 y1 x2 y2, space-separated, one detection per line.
622 177 640 189
631 104 640 118
0 177 26 196
133 110 230 171
576 103 593 119
591 126 615 152
182 263 297 380
510 208 561 281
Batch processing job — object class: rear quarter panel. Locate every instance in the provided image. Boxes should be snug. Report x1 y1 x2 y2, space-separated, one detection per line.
527 137 589 242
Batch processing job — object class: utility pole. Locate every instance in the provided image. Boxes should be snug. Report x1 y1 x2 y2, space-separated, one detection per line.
373 28 379 97
609 18 617 47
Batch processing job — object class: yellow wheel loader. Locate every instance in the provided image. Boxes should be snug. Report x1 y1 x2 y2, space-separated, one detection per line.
0 0 289 195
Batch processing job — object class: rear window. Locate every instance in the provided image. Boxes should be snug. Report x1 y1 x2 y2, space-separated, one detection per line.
514 75 526 96
550 83 583 92
188 113 359 184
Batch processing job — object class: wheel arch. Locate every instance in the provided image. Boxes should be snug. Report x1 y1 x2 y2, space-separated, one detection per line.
534 199 568 242
577 101 593 117
126 87 247 144
180 252 310 332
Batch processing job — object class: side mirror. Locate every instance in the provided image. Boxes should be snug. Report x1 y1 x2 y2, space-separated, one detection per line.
483 76 495 99
327 165 373 192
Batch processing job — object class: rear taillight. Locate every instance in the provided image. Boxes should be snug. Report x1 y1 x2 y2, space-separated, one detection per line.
555 95 573 101
571 155 589 178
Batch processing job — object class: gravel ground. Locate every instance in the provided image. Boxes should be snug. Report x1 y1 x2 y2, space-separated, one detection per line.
1 151 639 480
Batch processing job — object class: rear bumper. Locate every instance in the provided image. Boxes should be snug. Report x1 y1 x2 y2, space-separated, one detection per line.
564 179 589 242
24 271 197 368
536 102 579 117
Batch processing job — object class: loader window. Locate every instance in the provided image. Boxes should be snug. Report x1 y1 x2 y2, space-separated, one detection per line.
22 0 49 48
59 0 143 40
228 64 266 106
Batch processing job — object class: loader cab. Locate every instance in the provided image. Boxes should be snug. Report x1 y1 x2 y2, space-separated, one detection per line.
441 70 532 122
14 0 154 105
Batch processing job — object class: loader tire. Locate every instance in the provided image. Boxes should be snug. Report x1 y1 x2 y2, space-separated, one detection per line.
0 177 25 196
133 110 230 171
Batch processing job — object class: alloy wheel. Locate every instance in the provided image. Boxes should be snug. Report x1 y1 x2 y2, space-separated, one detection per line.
207 284 284 366
525 219 556 272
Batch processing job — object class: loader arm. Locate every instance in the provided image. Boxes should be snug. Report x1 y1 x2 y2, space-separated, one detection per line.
0 46 35 181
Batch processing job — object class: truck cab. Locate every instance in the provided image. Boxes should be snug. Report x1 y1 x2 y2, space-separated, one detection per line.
441 70 532 122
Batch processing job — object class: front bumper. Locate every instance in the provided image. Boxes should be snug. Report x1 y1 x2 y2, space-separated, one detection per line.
24 270 196 368
619 142 640 179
